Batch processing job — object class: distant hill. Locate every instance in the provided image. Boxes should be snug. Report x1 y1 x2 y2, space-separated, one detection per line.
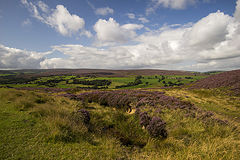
25 69 201 77
190 69 240 95
0 69 203 77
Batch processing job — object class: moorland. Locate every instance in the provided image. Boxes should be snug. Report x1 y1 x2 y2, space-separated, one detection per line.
0 69 239 159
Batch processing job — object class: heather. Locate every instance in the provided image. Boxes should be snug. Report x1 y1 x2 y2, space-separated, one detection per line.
190 69 240 95
63 89 230 125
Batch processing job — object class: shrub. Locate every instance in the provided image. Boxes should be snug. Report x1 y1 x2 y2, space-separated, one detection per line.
139 112 151 127
64 89 198 115
35 97 48 104
146 116 167 138
72 109 90 124
78 109 90 124
135 108 141 116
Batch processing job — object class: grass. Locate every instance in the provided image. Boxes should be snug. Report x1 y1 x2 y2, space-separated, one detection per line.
163 88 240 121
0 89 128 159
0 74 16 76
133 110 239 159
0 88 239 159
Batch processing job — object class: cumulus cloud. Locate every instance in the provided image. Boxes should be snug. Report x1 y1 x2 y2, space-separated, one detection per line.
93 18 143 46
0 44 49 69
95 7 114 16
187 12 240 63
21 0 91 37
41 8 240 71
186 11 233 49
234 0 240 20
146 0 196 15
47 5 85 36
146 11 239 70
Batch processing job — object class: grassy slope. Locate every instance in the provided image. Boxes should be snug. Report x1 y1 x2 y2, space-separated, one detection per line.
0 89 126 160
163 88 240 121
0 88 239 159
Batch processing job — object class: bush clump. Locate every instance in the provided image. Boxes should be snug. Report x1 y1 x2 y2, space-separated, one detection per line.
146 116 168 138
139 112 151 127
72 109 90 125
139 112 168 138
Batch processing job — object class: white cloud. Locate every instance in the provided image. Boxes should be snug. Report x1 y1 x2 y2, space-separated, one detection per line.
95 7 114 16
121 24 144 30
22 18 32 26
41 44 182 69
0 44 49 69
127 13 149 23
137 10 240 71
234 0 240 20
93 18 143 46
21 0 91 37
138 17 149 23
42 9 240 71
21 0 45 22
47 5 85 36
127 13 135 19
80 30 93 38
186 11 233 49
146 0 197 15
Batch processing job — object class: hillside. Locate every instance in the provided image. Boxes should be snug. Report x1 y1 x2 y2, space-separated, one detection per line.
36 69 202 77
1 87 240 159
190 69 240 95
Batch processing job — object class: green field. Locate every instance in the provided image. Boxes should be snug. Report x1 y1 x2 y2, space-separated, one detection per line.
0 74 207 89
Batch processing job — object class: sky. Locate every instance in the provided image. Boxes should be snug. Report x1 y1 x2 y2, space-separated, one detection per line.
0 0 240 71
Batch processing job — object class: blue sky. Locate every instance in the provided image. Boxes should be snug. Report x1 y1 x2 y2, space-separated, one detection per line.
0 0 240 71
